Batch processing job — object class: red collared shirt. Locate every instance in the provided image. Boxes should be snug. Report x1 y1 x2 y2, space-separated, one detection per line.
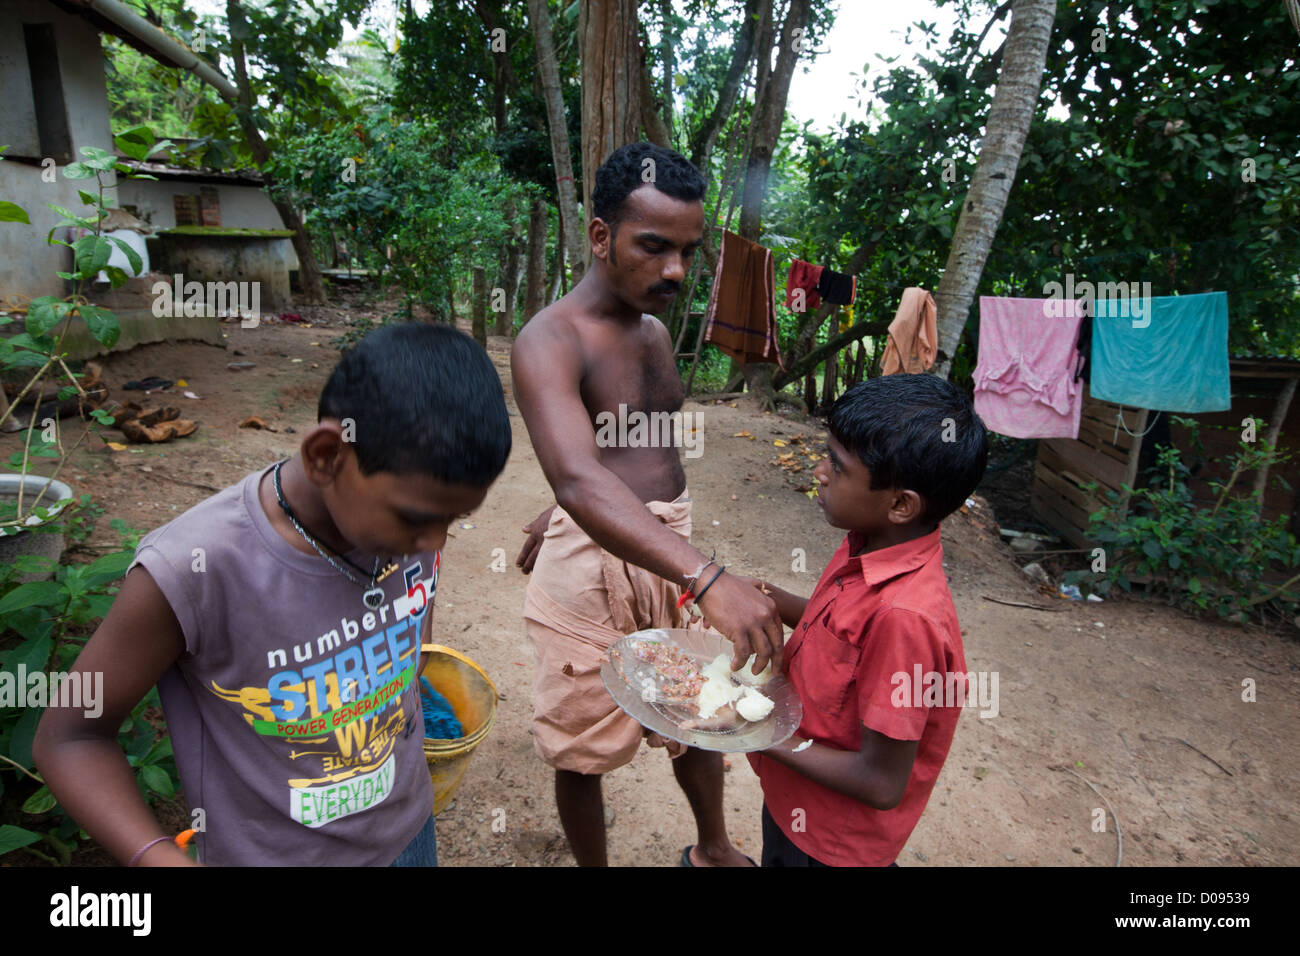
748 527 967 866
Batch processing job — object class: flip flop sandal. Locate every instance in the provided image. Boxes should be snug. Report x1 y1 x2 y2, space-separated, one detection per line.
680 845 759 867
123 377 175 391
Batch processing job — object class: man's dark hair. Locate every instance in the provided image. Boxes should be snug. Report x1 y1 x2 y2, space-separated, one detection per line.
319 323 511 485
827 374 988 526
592 141 706 231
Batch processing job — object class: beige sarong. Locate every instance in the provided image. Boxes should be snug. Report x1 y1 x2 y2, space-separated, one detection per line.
524 490 691 774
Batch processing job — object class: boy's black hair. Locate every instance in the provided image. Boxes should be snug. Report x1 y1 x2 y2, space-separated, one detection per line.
318 323 511 485
592 142 706 232
827 374 988 526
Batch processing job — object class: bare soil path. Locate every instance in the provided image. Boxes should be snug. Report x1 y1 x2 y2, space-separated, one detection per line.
11 315 1297 867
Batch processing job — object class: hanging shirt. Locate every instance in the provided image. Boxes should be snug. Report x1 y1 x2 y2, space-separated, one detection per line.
1090 291 1230 412
973 296 1086 439
817 267 857 305
704 230 784 367
785 259 823 314
881 287 938 375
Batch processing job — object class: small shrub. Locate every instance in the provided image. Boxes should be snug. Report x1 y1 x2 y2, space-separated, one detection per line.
1066 417 1300 622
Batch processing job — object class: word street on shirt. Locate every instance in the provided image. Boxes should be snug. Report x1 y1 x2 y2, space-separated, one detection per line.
260 563 434 724
204 559 436 827
890 665 999 719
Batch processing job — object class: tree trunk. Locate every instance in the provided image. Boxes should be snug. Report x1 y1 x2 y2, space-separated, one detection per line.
735 0 811 408
775 319 890 389
820 347 837 408
1252 377 1297 506
640 51 671 147
523 197 548 326
548 203 566 303
226 0 327 305
688 0 764 174
527 0 586 283
472 266 487 347
496 200 521 336
474 0 519 135
659 0 675 141
932 0 1057 378
580 0 642 228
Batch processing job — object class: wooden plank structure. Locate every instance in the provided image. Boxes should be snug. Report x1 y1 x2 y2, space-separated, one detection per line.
1030 385 1147 548
1030 358 1300 548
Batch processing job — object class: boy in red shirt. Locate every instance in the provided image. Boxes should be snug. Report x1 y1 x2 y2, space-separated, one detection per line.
742 374 988 866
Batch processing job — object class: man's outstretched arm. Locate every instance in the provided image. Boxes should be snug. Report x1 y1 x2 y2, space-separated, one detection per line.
511 320 784 674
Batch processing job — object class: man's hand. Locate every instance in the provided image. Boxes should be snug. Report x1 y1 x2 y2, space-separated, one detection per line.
696 572 785 676
644 729 686 758
730 574 769 594
516 505 556 574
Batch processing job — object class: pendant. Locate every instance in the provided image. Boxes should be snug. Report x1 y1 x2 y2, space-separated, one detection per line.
363 587 384 610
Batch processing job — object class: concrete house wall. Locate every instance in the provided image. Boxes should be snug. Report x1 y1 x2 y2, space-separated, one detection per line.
116 177 300 269
0 0 116 300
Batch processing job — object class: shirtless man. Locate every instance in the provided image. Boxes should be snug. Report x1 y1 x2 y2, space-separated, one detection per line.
512 142 784 867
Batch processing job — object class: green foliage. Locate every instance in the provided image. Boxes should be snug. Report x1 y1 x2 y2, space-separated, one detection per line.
0 519 179 864
104 0 218 139
1065 419 1300 621
800 0 1300 365
0 133 160 534
270 107 534 316
1 127 173 861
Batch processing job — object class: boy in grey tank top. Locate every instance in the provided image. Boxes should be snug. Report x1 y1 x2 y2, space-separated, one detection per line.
33 324 511 865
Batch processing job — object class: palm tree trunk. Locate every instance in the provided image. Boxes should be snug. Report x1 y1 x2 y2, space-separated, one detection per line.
932 0 1057 377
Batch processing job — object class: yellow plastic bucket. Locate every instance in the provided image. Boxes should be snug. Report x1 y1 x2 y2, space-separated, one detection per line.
419 644 499 815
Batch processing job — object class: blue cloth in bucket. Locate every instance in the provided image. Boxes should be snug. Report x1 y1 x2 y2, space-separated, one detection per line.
1090 291 1230 412
420 677 465 740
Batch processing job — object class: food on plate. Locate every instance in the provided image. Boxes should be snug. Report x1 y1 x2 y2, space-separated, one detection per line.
628 643 775 728
732 653 773 687
735 686 775 721
696 654 773 723
631 639 704 703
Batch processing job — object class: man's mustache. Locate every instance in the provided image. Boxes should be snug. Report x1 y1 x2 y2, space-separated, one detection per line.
649 282 680 296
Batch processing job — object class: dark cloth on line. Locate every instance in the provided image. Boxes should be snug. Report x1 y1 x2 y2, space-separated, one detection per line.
704 230 785 367
816 267 857 305
785 258 824 314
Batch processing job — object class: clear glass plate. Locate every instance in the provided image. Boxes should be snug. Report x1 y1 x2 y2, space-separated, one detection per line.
601 627 802 754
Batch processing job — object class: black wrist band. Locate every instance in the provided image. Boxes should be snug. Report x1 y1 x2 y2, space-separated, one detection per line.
685 558 717 594
694 565 726 603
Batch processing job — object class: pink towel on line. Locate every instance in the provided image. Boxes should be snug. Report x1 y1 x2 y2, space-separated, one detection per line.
973 296 1086 439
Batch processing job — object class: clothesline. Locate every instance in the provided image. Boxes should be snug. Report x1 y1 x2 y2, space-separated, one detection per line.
1114 409 1163 444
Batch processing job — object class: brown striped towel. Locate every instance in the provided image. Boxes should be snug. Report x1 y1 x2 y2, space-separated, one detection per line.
704 230 785 368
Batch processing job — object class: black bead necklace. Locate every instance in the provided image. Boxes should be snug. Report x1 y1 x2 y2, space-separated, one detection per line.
272 460 393 610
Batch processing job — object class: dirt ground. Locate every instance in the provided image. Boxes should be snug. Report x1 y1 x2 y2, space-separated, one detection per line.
9 310 1299 867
